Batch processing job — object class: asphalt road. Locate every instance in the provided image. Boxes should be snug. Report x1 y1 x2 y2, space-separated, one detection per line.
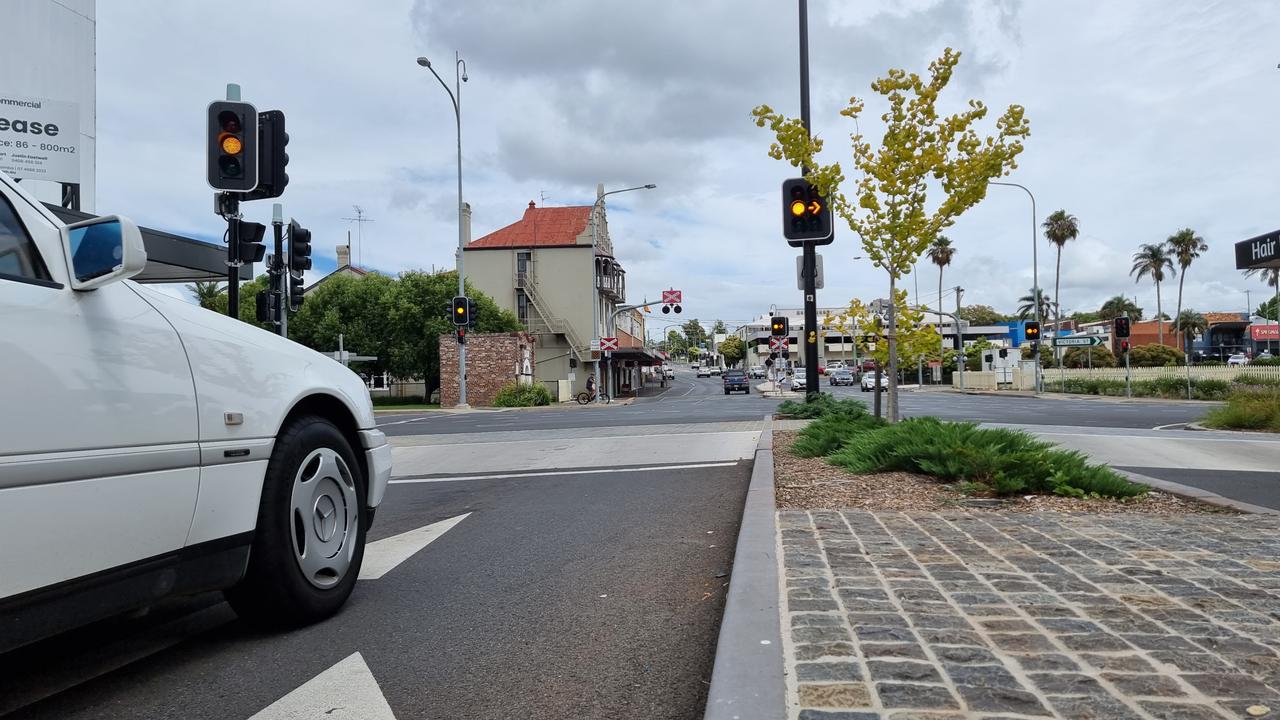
376 370 1215 436
2 461 751 720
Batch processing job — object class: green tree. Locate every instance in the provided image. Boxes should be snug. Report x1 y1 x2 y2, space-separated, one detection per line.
1062 345 1116 368
1069 310 1101 325
1166 228 1207 359
1131 243 1175 345
1174 310 1208 356
926 236 955 325
1041 209 1079 357
718 336 746 367
683 319 707 350
711 319 728 337
959 304 1009 325
846 291 940 369
1016 288 1055 322
1257 296 1279 322
1021 343 1054 368
753 47 1029 421
289 273 397 375
964 336 994 371
186 281 225 310
1245 268 1279 323
206 275 272 330
1099 295 1143 321
664 329 689 358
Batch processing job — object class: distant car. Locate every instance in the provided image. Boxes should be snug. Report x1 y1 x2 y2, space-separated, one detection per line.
1257 351 1273 361
690 363 699 370
722 369 751 395
860 359 877 372
828 369 855 386
664 366 675 379
1228 353 1249 366
748 365 766 379
791 374 807 392
861 373 889 392
826 360 846 372
696 366 711 378
709 367 721 376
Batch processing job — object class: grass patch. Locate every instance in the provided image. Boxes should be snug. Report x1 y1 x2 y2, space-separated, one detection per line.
1203 388 1280 432
819 416 1144 498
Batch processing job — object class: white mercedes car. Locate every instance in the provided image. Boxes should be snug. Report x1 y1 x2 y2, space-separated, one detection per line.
0 171 391 651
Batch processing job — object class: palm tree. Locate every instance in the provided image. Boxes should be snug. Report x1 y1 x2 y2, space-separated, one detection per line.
926 235 955 335
1130 243 1176 345
1016 288 1055 321
1174 310 1208 357
186 281 225 310
1245 268 1280 324
1166 228 1207 352
1099 295 1142 321
1041 210 1079 343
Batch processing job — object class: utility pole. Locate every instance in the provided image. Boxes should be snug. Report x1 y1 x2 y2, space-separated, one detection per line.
955 287 965 391
798 0 820 399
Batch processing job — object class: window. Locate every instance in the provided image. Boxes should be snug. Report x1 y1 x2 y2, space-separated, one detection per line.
0 194 52 283
516 289 529 326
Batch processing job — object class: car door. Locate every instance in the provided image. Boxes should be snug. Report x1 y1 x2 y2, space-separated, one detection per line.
0 179 200 602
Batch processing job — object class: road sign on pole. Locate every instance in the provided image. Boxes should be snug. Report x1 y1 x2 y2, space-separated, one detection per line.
769 336 790 351
600 337 620 351
1052 336 1104 348
661 289 682 304
796 253 824 290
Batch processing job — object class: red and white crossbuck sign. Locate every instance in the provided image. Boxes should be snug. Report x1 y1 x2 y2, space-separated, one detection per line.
600 337 620 351
661 289 682 304
769 336 789 351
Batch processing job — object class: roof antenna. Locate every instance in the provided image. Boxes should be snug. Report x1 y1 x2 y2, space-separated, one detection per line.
341 205 375 267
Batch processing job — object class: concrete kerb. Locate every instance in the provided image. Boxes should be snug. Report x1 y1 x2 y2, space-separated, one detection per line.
1116 469 1280 515
703 415 786 720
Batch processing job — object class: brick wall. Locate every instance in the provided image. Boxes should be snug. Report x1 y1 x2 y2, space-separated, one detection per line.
438 332 536 407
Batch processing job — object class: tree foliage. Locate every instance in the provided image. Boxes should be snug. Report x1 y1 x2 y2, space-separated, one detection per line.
1257 296 1279 322
682 319 707 349
1099 295 1143 321
664 329 689 357
1016 288 1055 321
958 304 1009 325
1129 343 1185 367
206 275 272 330
711 319 728 337
718 336 746 367
845 290 940 367
1062 345 1117 368
186 281 226 310
752 47 1029 422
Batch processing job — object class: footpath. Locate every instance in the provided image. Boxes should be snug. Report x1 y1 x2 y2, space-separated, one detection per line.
707 416 1280 720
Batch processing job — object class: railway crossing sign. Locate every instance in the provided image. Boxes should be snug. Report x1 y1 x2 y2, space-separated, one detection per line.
769 336 789 351
600 337 620 351
661 289 682 304
1052 335 1104 348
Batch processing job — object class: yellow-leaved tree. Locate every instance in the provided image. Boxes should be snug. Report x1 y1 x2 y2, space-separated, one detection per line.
753 48 1029 421
844 292 939 370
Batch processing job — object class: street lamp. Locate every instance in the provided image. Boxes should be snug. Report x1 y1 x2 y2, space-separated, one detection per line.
417 52 469 406
590 183 656 402
989 180 1042 394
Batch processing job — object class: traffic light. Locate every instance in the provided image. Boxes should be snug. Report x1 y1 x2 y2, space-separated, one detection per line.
998 348 1008 359
288 219 312 273
236 220 267 263
255 291 276 323
781 177 834 246
207 101 259 192
456 327 466 344
1025 321 1041 342
662 303 682 314
246 110 289 201
1120 340 1131 354
467 298 478 327
1113 316 1131 338
452 295 470 326
770 315 789 336
289 273 305 311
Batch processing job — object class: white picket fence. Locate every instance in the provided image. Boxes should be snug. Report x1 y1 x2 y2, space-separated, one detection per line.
957 365 1280 391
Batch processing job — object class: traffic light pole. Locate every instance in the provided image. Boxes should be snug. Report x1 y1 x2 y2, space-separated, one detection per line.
798 0 819 399
272 203 286 338
218 192 241 319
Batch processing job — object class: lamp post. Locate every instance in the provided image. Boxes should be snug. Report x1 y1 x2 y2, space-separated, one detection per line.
418 52 469 406
590 183 656 402
989 180 1042 394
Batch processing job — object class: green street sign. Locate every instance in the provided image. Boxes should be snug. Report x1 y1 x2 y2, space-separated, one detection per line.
1052 335 1105 347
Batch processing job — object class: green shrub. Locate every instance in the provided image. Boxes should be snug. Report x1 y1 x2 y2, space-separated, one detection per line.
1251 357 1280 367
1203 388 1280 432
492 382 554 407
1046 376 1229 400
1234 373 1280 388
1062 346 1117 368
1129 343 1185 367
792 411 885 457
827 417 1145 498
777 393 869 419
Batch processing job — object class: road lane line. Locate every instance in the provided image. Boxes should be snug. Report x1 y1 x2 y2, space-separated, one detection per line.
249 652 396 720
358 513 470 580
389 461 741 485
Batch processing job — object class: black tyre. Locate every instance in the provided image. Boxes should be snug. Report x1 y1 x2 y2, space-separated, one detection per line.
576 392 591 405
225 415 367 628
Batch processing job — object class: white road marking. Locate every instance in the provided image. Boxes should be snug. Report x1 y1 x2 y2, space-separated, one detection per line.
1152 422 1188 430
358 513 470 580
390 461 741 485
248 652 396 720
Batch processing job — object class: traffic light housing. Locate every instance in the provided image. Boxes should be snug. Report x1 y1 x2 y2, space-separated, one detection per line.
289 273 305 311
255 291 276 323
1025 321 1041 342
782 177 834 246
1120 340 1131 354
288 219 312 273
770 315 789 337
662 303 682 314
456 327 466 344
207 101 259 192
236 220 267 264
246 110 289 201
452 295 470 326
1113 316 1131 338
998 348 1008 359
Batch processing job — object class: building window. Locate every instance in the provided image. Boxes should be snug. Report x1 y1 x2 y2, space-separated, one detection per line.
517 289 529 325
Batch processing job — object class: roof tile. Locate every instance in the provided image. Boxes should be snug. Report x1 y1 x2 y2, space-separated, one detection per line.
468 201 592 249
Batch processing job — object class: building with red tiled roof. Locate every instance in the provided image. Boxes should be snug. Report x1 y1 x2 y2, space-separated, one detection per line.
461 193 656 403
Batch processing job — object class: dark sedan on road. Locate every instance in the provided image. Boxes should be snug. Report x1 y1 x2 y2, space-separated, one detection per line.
722 369 751 395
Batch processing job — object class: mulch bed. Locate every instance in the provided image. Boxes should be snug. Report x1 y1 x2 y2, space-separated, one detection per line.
772 431 1235 515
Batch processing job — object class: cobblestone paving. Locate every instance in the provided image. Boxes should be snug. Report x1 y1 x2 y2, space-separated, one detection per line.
779 510 1280 720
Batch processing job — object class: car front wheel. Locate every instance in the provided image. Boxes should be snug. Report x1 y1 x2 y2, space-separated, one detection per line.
225 415 367 628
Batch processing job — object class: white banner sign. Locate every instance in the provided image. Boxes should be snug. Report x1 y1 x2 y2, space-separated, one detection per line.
0 94 80 183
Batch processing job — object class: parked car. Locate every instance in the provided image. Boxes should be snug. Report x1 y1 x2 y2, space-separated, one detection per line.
0 171 392 652
696 365 712 378
1228 353 1250 366
722 369 751 395
791 373 807 392
826 360 846 372
861 373 889 392
861 359 877 372
664 366 675 379
828 368 855 386
748 365 766 379
690 362 699 371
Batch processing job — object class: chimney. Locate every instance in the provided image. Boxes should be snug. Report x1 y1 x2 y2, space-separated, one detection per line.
463 202 473 244
337 244 350 268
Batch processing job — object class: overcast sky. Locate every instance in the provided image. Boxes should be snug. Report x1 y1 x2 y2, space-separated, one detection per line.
95 0 1280 330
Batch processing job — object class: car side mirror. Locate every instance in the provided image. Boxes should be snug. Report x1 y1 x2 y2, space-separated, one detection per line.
60 215 147 291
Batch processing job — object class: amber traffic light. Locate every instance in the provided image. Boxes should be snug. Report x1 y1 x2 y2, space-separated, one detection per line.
770 315 789 337
781 177 833 246
207 101 259 192
1025 321 1041 342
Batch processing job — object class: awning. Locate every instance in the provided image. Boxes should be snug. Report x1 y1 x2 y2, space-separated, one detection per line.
45 204 251 283
608 347 662 365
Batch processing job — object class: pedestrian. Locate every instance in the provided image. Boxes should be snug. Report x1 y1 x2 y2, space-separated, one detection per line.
586 374 596 400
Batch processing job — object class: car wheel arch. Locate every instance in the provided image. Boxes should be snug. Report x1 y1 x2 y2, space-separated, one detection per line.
279 393 368 500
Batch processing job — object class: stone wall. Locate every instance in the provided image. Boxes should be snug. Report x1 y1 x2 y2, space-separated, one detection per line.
438 331 536 407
